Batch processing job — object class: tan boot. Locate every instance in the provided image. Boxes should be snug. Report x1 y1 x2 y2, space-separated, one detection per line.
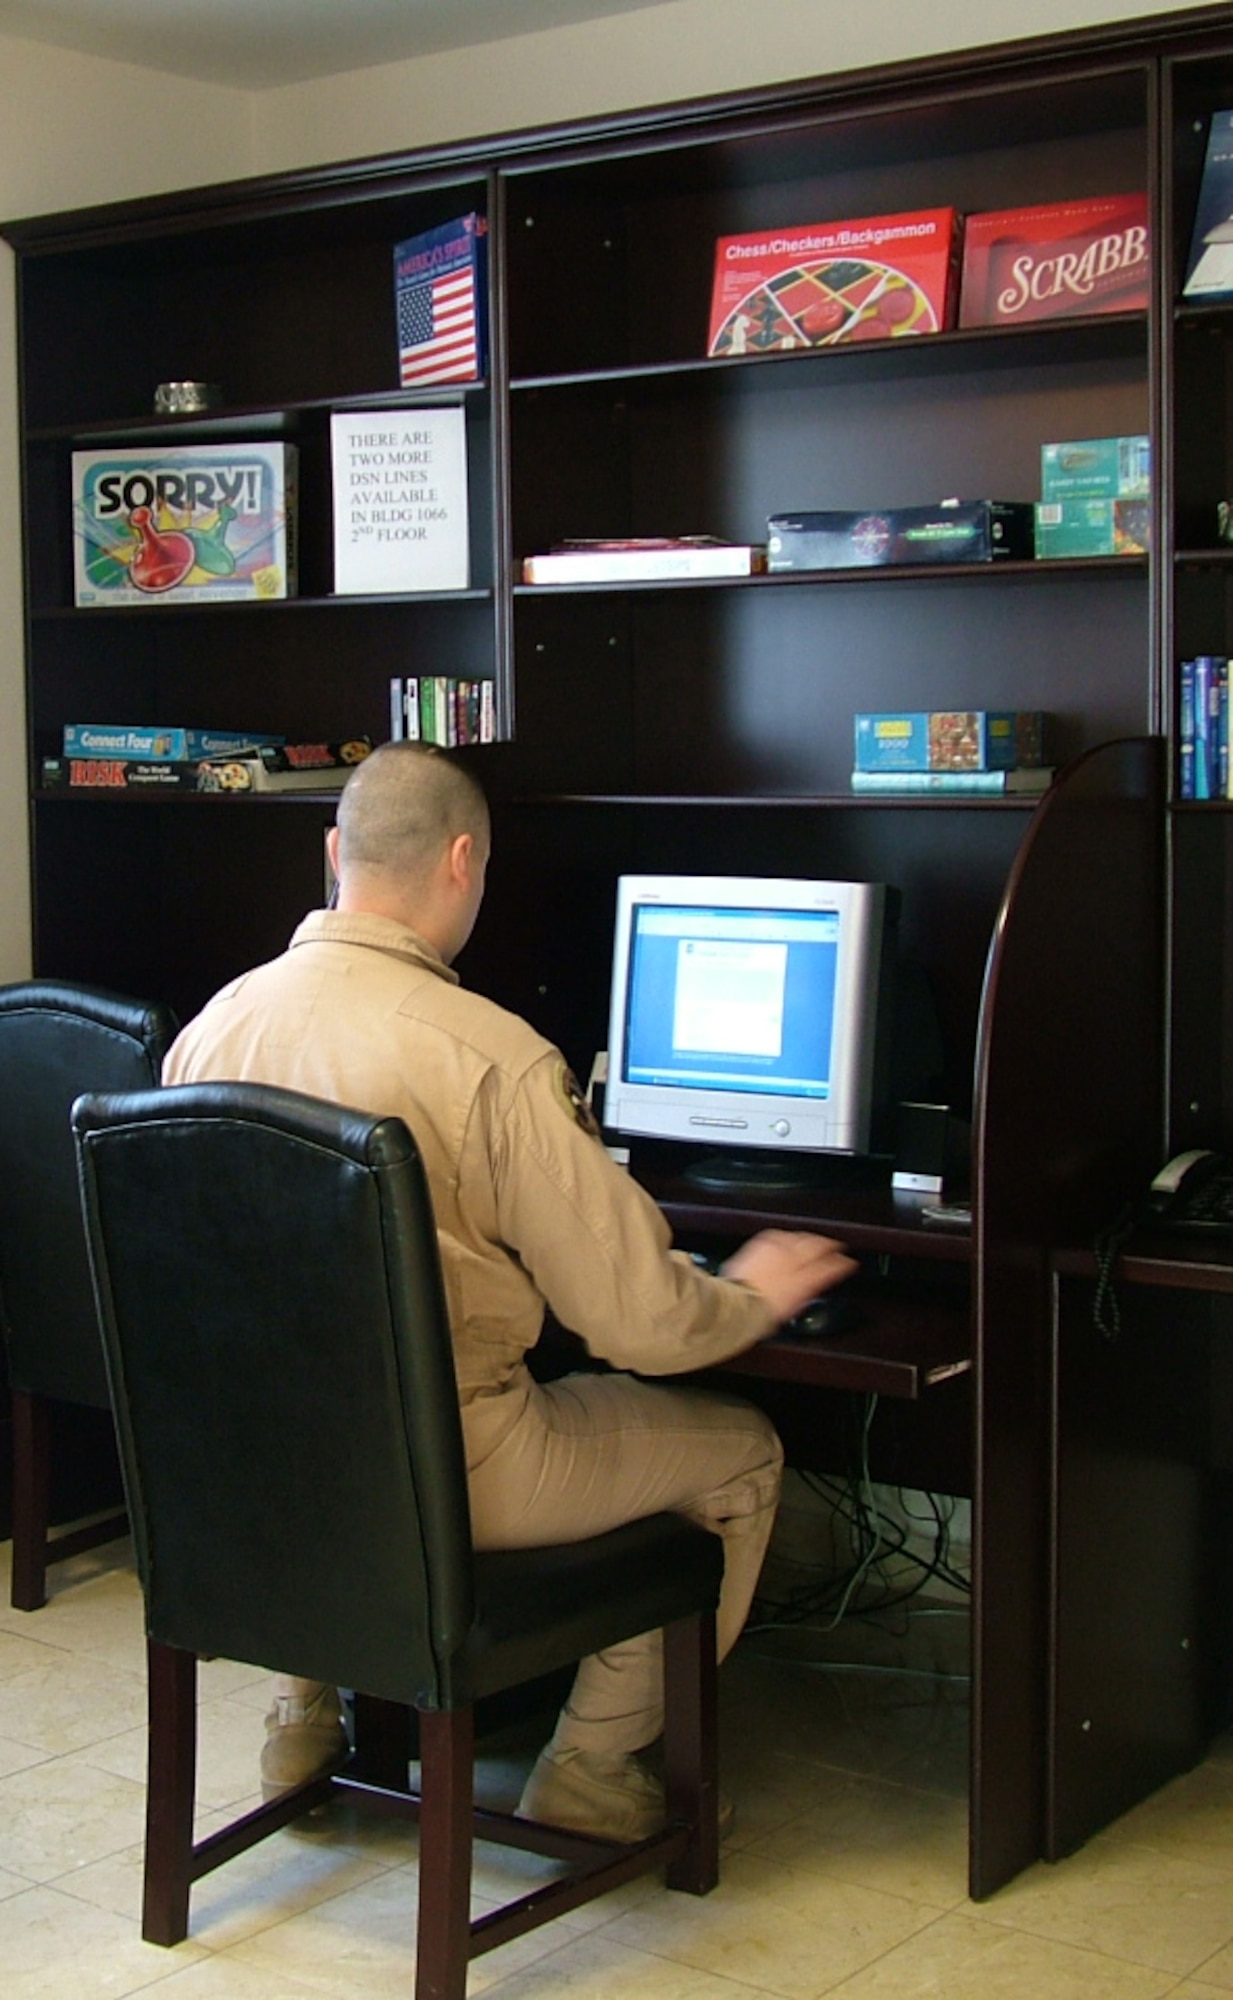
516 1743 734 1843
516 1744 666 1841
260 1678 348 1801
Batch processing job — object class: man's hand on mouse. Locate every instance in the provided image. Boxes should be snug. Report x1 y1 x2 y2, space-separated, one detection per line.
720 1228 859 1328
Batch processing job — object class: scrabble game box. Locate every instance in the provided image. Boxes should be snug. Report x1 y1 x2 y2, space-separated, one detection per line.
707 209 961 356
72 445 298 605
958 193 1149 327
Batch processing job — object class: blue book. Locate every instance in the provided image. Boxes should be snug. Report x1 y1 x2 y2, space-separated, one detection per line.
394 214 488 387
1193 656 1221 799
1178 658 1196 799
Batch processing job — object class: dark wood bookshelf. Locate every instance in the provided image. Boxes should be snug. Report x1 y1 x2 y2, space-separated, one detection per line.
9 0 1233 1907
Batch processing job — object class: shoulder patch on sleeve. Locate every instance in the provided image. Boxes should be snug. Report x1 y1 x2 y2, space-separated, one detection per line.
554 1060 602 1139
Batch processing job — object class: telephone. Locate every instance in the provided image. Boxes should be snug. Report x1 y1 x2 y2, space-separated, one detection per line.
1144 1150 1233 1235
1092 1147 1233 1339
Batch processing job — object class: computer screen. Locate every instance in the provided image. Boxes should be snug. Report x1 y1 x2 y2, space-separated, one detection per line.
604 874 897 1186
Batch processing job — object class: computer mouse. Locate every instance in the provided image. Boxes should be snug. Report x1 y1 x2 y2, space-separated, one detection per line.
783 1291 863 1339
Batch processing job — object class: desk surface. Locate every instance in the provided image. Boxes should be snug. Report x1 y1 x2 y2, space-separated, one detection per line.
1055 1232 1233 1294
720 1283 971 1397
634 1151 973 1400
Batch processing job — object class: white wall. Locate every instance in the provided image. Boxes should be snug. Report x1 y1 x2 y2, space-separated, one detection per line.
251 0 1229 173
0 41 249 978
0 0 1223 977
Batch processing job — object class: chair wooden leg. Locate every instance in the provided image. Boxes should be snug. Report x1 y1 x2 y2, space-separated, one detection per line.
415 1707 475 2000
142 1639 198 1946
10 1388 51 1611
351 1692 412 1791
662 1609 719 1895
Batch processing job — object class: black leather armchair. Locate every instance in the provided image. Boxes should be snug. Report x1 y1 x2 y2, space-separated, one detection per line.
72 1081 723 1998
0 979 177 1609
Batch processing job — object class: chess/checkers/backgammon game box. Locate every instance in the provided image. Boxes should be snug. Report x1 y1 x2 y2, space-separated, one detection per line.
707 209 962 355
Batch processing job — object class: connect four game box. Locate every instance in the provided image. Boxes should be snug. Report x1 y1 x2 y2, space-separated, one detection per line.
72 445 299 605
706 209 962 356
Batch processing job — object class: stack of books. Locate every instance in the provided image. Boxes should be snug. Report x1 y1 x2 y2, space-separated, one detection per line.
850 709 1054 795
389 676 495 747
1178 656 1230 799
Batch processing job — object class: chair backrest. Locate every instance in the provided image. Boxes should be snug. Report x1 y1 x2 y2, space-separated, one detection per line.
72 1081 475 1707
0 980 177 1406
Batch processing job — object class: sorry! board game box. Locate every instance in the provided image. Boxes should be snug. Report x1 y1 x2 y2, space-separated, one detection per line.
706 209 961 356
72 445 298 605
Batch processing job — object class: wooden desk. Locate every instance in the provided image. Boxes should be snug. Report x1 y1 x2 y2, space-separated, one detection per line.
631 740 1169 1900
1047 1236 1233 1861
641 1157 971 1401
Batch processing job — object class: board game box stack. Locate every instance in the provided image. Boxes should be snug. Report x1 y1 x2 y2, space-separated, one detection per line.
850 710 1054 795
1035 433 1150 559
1178 656 1231 799
394 214 488 386
72 446 298 605
707 208 962 356
44 729 371 793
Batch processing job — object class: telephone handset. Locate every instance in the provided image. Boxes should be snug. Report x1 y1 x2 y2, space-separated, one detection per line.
1093 1147 1233 1339
1144 1149 1233 1234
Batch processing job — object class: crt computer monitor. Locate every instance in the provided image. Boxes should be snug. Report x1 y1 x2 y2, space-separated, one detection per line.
604 874 897 1187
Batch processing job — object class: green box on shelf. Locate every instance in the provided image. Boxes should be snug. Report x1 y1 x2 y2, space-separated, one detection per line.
1035 496 1149 559
1040 435 1150 502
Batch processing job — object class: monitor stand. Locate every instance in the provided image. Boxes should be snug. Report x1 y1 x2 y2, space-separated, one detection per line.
681 1151 827 1194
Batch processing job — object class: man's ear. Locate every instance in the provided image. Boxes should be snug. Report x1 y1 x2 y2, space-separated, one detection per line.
326 825 341 874
448 829 475 889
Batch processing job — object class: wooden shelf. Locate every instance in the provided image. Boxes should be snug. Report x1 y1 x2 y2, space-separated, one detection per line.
513 557 1144 595
510 312 1147 397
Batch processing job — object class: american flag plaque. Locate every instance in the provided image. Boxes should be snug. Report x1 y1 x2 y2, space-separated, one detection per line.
394 214 487 387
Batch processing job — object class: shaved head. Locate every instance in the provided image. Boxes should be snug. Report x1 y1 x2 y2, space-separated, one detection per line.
335 741 490 892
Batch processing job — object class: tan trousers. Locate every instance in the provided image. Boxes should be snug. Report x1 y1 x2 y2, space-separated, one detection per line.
465 1371 784 1756
274 1372 782 1761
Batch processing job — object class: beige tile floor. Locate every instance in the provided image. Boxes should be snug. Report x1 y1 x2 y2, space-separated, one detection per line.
0 1536 1232 1999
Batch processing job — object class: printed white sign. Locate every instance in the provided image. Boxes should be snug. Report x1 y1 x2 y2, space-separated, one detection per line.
331 407 469 594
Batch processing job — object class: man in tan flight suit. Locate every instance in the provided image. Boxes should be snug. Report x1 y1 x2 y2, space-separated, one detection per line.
163 740 856 1840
